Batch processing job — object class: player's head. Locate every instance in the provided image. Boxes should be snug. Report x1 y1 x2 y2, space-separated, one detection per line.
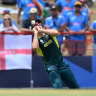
31 19 42 28
74 1 82 13
32 19 43 36
29 8 38 20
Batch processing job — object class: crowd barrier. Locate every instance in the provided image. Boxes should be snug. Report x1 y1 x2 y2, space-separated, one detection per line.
0 31 95 88
0 31 94 55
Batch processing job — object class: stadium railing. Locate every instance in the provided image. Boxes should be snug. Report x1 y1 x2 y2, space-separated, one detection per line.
0 31 94 56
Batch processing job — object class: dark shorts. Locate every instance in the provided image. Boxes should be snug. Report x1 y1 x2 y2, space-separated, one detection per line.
68 40 86 56
45 62 70 72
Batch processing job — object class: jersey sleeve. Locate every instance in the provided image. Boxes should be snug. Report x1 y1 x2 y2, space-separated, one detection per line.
12 19 18 27
85 9 88 17
18 0 23 8
45 18 50 27
50 35 59 48
36 47 43 56
0 24 4 32
60 16 66 25
90 21 95 29
36 38 43 56
85 15 88 24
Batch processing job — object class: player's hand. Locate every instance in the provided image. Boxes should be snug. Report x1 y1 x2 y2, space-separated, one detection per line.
5 27 13 31
7 27 14 30
35 26 42 32
69 30 75 35
33 27 38 35
79 30 85 34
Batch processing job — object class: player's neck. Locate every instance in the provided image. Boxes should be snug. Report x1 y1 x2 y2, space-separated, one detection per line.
75 11 80 16
52 15 57 20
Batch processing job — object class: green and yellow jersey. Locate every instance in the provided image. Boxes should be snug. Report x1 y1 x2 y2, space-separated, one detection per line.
36 34 64 65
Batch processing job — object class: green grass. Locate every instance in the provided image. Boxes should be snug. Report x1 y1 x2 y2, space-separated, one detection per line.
0 89 96 96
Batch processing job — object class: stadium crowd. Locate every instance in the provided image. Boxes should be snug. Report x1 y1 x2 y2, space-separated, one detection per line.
0 0 96 56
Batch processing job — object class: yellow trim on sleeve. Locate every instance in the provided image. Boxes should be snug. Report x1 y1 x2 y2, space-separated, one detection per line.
51 35 59 48
36 47 43 56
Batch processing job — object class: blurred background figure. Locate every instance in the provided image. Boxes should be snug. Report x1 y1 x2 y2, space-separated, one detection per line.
72 0 89 17
56 0 77 17
42 0 52 19
78 0 90 21
84 0 94 8
21 7 40 56
90 20 96 55
0 14 19 32
65 1 89 56
17 0 43 28
21 7 39 30
45 5 65 53
0 9 18 27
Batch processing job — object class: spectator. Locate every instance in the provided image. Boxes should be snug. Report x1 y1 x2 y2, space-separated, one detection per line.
0 14 19 33
21 7 39 31
72 0 88 16
65 1 89 56
20 7 41 56
45 5 65 47
90 20 96 55
56 0 77 17
43 0 52 18
0 9 18 27
78 0 90 20
73 0 90 25
79 0 88 14
17 0 42 28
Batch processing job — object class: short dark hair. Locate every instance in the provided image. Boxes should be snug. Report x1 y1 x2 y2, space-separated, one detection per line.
35 19 41 23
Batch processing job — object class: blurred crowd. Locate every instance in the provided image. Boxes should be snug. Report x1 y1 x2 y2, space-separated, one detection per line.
0 0 96 56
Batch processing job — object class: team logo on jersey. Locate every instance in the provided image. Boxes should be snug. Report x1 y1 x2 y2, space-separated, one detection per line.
40 39 44 44
79 18 83 21
44 40 52 47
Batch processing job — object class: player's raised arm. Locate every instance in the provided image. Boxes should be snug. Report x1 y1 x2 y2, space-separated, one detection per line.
20 28 34 33
37 26 61 36
32 28 39 50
